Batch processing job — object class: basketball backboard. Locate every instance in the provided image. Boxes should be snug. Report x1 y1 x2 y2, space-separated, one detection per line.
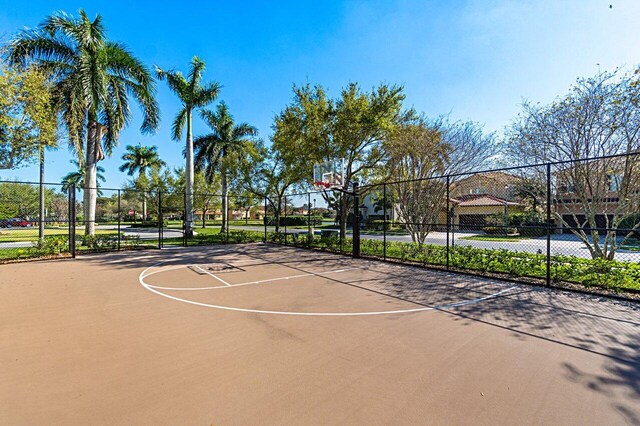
313 159 345 190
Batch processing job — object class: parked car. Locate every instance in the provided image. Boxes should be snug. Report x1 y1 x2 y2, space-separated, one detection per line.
0 218 32 228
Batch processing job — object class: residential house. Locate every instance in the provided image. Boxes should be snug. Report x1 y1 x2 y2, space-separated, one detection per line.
554 156 640 233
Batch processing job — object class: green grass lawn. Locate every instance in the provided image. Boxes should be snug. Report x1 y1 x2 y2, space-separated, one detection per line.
0 228 116 243
459 234 530 242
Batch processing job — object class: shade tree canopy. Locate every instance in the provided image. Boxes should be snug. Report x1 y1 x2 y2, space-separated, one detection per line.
505 68 640 259
0 60 57 169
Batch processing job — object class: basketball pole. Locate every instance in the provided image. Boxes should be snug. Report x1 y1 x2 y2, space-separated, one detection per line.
352 182 360 258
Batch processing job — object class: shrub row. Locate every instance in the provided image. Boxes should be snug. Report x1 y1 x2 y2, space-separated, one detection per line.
267 235 640 292
369 240 640 292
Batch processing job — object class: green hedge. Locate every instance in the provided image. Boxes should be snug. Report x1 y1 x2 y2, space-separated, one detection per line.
367 240 640 292
365 219 391 231
268 236 640 292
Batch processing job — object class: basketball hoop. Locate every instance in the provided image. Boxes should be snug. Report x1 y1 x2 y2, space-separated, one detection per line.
313 159 345 190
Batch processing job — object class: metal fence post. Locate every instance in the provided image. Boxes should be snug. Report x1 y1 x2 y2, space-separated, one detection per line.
117 189 121 251
546 163 552 286
225 194 230 244
307 192 311 246
284 195 288 245
383 183 387 260
339 192 344 253
446 175 450 270
183 192 187 247
158 191 163 249
69 184 76 258
264 196 268 242
352 182 361 258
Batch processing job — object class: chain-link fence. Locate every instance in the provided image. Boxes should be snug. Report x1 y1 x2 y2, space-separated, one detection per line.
3 152 640 297
0 180 73 261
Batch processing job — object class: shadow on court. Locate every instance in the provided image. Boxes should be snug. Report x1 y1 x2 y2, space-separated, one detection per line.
82 242 640 422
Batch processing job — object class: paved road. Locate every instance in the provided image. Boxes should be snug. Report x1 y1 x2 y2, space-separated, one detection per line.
0 226 184 250
2 224 638 262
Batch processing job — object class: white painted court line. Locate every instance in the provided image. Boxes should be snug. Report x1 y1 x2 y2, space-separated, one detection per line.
144 267 361 291
193 265 231 286
138 260 518 316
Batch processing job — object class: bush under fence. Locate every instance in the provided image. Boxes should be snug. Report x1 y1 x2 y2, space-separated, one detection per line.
266 235 640 293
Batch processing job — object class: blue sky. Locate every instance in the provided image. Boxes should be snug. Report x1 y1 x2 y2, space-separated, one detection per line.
1 0 639 187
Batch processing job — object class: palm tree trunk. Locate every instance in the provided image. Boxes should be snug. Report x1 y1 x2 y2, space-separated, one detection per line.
185 109 194 238
221 169 228 234
84 121 99 236
38 144 45 241
142 194 147 222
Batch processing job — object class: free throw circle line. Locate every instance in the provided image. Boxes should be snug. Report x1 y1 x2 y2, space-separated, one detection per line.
144 266 362 291
139 260 518 316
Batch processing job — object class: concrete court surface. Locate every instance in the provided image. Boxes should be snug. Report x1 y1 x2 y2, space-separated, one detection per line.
1 243 638 425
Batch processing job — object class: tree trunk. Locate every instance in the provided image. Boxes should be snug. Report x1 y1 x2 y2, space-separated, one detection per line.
274 199 281 233
84 121 99 236
142 193 147 222
38 145 45 241
184 109 194 238
220 169 228 234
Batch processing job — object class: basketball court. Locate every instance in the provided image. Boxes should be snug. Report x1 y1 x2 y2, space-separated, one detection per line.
1 243 638 424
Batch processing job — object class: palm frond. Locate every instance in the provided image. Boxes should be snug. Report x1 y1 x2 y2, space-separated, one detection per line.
194 81 221 107
187 56 205 92
155 67 188 100
106 44 159 133
7 30 78 68
233 122 258 139
171 107 187 141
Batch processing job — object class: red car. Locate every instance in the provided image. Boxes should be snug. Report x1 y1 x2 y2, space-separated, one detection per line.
0 218 32 228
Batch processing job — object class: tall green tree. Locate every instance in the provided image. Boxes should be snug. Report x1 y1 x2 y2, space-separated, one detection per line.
8 9 160 236
194 102 257 233
155 57 220 237
506 68 640 259
0 60 57 169
239 141 303 233
119 144 166 220
273 82 406 237
0 59 58 240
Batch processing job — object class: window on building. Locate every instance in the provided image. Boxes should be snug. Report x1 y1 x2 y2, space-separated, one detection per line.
470 187 487 194
607 174 623 192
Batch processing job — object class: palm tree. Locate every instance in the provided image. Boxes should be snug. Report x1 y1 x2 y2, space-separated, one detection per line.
155 57 220 237
119 144 166 220
61 160 105 196
8 10 159 236
194 102 257 233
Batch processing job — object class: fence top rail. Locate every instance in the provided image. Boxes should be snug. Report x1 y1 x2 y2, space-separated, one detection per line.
4 151 638 199
0 179 65 187
357 151 640 191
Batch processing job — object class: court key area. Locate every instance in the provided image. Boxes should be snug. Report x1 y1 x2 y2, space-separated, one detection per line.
1 243 639 425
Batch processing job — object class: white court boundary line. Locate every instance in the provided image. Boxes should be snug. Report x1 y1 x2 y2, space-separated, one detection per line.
138 260 518 316
193 265 231 286
144 266 361 291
